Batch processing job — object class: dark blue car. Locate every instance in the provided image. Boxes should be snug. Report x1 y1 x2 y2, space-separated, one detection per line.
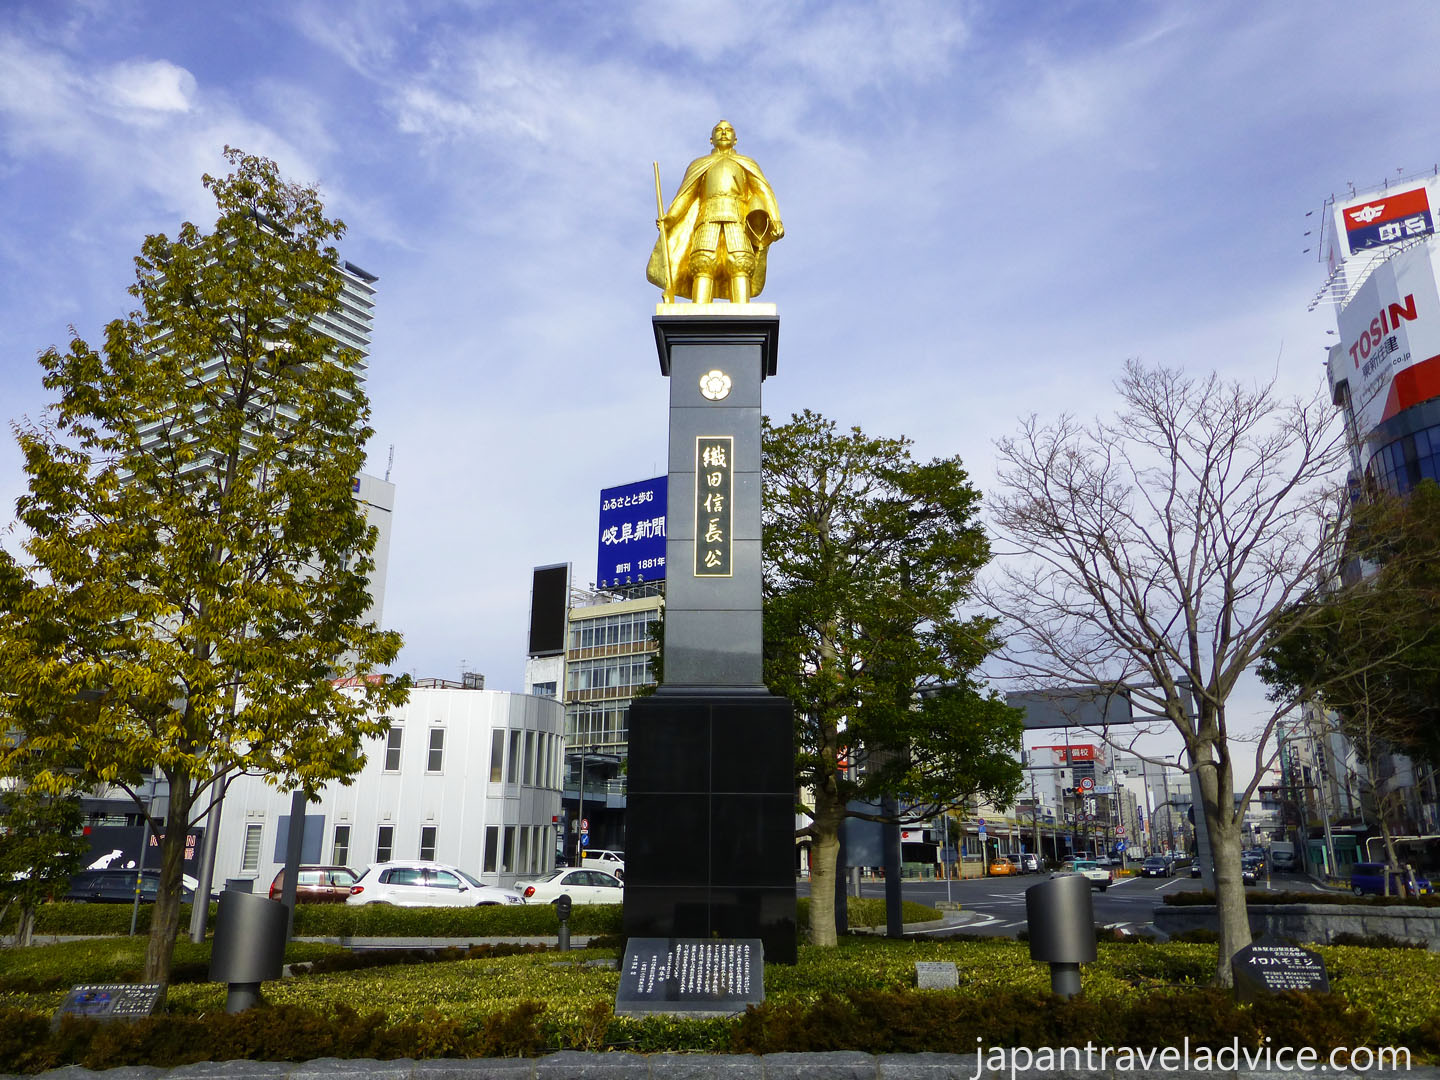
1349 862 1431 897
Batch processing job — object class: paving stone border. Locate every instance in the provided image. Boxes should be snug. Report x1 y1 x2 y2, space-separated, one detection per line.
5 1054 1432 1080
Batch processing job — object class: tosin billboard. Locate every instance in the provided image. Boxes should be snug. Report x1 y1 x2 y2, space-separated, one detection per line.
597 476 666 588
1329 240 1440 454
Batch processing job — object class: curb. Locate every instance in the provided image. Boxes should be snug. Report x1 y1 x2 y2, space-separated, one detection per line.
6 1052 1429 1080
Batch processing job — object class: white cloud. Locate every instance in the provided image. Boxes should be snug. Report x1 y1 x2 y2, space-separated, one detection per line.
629 0 970 94
102 58 195 113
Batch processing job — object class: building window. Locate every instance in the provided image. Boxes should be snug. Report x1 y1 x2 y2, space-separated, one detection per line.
484 826 499 873
241 823 263 873
420 825 437 861
489 729 505 783
384 729 403 772
332 824 351 867
427 728 445 772
507 730 522 783
376 824 394 863
524 731 536 786
502 826 516 873
531 681 556 697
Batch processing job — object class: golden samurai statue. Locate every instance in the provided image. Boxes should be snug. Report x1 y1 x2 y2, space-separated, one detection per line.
648 120 784 304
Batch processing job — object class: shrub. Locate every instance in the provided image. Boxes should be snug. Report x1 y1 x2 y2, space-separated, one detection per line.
1329 931 1426 949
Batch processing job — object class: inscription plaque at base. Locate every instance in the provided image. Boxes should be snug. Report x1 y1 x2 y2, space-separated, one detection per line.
52 984 163 1030
1231 943 1330 1002
616 937 764 1017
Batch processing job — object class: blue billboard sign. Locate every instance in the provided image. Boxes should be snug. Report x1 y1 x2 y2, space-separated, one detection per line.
597 476 667 588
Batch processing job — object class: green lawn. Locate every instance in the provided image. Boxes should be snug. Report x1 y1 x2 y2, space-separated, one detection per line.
3 918 1439 1068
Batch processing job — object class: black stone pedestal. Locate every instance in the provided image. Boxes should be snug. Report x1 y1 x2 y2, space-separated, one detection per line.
623 689 796 964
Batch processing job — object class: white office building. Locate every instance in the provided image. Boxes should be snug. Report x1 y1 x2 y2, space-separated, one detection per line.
210 686 564 892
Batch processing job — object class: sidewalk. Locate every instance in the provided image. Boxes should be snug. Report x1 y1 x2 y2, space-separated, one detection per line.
6 1051 1427 1079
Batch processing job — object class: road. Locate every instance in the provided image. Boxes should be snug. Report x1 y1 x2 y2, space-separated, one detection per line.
799 870 1325 938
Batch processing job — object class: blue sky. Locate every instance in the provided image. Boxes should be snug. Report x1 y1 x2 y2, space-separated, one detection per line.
4 1 1440 765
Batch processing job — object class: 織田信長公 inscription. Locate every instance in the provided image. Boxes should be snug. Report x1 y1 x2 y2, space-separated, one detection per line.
695 437 733 577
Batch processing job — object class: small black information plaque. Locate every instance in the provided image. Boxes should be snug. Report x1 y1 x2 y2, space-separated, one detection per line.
616 937 764 1017
52 984 163 1030
1231 943 1330 1002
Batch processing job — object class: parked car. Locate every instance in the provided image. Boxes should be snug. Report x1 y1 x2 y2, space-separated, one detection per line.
268 865 358 903
988 857 1019 876
63 869 197 904
1018 853 1041 874
580 849 626 881
1349 862 1433 897
345 861 524 906
513 867 623 905
1053 858 1111 891
1140 856 1172 878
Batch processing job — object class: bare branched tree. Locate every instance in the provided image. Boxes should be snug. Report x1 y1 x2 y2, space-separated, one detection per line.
985 360 1347 985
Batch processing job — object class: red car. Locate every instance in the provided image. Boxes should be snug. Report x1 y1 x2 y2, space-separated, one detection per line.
269 865 358 903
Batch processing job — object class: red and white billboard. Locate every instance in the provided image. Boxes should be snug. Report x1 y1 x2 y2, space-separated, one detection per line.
1331 179 1439 263
1331 241 1440 449
1035 744 1097 763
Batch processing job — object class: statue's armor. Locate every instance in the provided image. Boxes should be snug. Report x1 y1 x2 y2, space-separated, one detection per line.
691 153 754 277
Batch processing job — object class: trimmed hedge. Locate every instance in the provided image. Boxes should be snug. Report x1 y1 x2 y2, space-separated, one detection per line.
1 902 219 936
0 939 345 994
11 896 941 940
292 901 624 937
796 897 941 933
1164 889 1440 907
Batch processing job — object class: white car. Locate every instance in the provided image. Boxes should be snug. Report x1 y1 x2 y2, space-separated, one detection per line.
345 861 525 906
580 849 626 880
1052 858 1112 891
514 867 623 905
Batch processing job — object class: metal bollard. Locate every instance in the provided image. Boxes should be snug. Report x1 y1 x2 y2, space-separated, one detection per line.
209 890 287 1013
556 893 573 952
1025 874 1097 999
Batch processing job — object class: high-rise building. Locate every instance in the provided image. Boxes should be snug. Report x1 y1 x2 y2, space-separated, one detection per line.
1317 172 1440 855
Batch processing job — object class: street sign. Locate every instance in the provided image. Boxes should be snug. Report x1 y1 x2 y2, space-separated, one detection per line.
580 818 589 831
1079 778 1094 792
1116 826 1126 837
580 833 590 848
1116 840 1127 852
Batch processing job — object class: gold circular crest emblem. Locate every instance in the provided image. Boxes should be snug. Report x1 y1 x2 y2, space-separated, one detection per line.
699 369 732 401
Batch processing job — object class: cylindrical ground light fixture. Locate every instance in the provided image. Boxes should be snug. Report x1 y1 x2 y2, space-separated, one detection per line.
1024 874 1097 999
556 893 573 952
209 890 287 1013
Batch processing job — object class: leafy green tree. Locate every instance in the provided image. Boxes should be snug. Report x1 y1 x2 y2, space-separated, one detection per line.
0 746 86 947
0 149 406 987
763 411 1022 947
